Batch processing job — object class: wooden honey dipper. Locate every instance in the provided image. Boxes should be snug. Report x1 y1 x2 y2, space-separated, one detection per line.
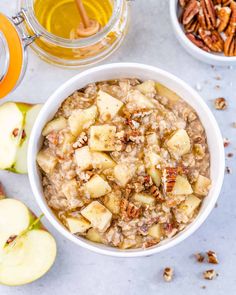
75 0 100 37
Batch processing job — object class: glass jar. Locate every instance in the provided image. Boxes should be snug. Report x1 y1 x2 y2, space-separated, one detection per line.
17 0 130 67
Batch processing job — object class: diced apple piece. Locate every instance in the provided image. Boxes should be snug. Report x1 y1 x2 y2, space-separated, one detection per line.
66 215 91 234
147 166 162 187
61 132 75 153
133 193 156 206
81 201 112 232
127 90 155 109
14 104 42 174
86 228 103 243
37 149 57 174
103 192 121 214
166 129 191 157
113 164 135 187
68 105 97 137
148 224 163 240
89 125 116 151
144 151 161 168
146 132 159 146
136 80 156 95
97 90 123 121
156 83 181 103
84 175 111 198
75 146 92 171
193 175 211 196
62 179 78 199
180 195 201 216
42 117 67 136
172 176 193 195
120 238 136 249
91 152 116 170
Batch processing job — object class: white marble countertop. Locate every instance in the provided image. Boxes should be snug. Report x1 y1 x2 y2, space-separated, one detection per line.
1 0 236 294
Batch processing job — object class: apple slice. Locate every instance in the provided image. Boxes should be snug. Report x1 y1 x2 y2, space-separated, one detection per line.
0 102 42 173
0 198 56 286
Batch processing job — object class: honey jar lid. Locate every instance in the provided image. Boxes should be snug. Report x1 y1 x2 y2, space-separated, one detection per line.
0 13 26 99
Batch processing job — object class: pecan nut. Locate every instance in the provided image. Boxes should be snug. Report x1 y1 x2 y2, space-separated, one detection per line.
216 6 231 32
224 33 236 55
199 28 224 52
162 167 183 193
198 0 217 30
186 33 211 51
226 1 236 35
120 199 141 220
184 17 200 33
182 0 200 25
179 0 190 7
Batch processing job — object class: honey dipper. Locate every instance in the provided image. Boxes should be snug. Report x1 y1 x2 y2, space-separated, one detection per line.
75 0 100 37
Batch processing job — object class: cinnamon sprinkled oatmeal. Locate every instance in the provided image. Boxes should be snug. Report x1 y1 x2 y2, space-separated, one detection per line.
37 79 211 249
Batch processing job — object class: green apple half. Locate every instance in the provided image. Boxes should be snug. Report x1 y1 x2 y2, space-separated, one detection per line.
0 199 57 286
0 102 42 173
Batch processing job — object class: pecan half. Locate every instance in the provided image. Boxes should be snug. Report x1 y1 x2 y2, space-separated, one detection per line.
226 1 236 35
186 33 211 51
224 33 236 55
199 28 224 52
198 0 217 29
179 0 190 7
162 167 183 193
184 17 200 33
216 6 231 32
120 199 141 220
182 0 200 25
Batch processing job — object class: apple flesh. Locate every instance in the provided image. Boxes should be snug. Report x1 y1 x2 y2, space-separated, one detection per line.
0 102 42 174
0 198 57 286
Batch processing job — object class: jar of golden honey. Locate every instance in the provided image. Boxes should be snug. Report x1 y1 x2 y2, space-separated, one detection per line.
18 0 130 67
0 0 129 97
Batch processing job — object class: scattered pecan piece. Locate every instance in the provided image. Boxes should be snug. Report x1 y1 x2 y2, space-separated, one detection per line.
214 97 227 110
163 267 174 282
182 0 200 25
207 250 219 264
225 166 232 174
226 1 236 35
73 132 88 148
199 28 224 52
120 199 141 220
227 152 234 158
198 0 217 30
186 33 211 51
216 6 231 32
203 269 218 280
195 252 205 262
224 33 236 56
223 137 230 147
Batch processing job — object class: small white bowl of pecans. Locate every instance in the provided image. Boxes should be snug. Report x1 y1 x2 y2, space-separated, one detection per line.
170 0 236 65
28 63 225 257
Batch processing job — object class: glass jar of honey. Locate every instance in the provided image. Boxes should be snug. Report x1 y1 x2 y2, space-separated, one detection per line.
17 0 130 67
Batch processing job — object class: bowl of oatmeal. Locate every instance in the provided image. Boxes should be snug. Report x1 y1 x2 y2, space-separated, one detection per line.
170 0 236 65
28 63 224 257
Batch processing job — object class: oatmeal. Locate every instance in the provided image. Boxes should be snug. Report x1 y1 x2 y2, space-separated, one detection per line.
37 79 211 249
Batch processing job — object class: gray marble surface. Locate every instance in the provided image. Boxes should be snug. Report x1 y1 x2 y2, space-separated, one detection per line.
0 0 236 294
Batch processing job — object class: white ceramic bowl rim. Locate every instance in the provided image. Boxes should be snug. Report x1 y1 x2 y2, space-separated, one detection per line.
28 63 225 257
169 0 236 63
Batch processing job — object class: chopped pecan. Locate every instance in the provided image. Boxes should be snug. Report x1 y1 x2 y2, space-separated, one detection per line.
216 6 231 32
143 239 157 248
162 167 183 193
120 199 141 220
224 33 236 56
186 33 211 51
179 0 190 7
223 137 230 147
184 17 200 33
214 97 227 109
198 0 217 30
207 250 219 264
182 0 200 25
195 252 205 262
150 185 165 202
199 28 224 52
226 1 236 35
163 267 174 282
203 269 218 280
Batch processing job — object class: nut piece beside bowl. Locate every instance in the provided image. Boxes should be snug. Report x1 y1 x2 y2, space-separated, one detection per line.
170 0 236 65
28 63 224 257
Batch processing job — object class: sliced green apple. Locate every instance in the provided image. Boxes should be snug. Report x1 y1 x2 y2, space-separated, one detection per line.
0 102 42 173
0 198 57 286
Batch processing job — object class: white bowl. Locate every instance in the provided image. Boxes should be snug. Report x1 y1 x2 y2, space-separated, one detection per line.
28 63 225 257
170 0 236 66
